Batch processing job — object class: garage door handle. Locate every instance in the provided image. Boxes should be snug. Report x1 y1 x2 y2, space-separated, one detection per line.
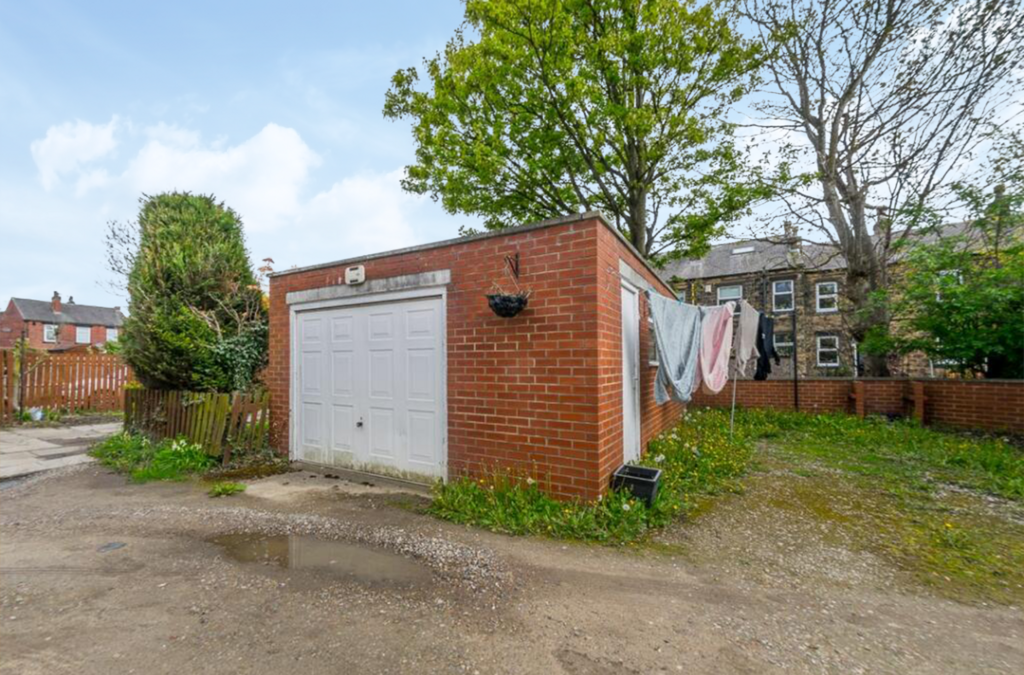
356 419 364 428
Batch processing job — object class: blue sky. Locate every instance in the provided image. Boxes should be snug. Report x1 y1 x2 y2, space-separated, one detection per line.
0 0 479 309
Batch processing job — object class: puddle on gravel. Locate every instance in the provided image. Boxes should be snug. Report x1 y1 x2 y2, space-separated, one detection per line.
209 533 431 586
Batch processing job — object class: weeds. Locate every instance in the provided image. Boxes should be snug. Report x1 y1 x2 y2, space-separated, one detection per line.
208 482 247 497
430 408 754 544
91 432 217 482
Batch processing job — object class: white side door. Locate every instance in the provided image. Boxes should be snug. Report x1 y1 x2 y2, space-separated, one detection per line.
621 283 641 463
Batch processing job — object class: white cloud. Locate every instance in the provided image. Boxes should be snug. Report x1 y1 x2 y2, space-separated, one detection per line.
298 169 421 253
30 116 120 190
119 123 321 231
25 118 452 272
142 122 201 148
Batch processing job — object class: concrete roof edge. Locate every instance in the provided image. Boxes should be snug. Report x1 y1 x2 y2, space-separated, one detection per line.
269 211 613 279
270 210 675 297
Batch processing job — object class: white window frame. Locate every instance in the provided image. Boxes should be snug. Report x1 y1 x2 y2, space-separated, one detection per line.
936 269 962 301
816 281 838 313
75 326 91 344
106 327 118 342
772 279 794 312
774 331 794 358
816 335 840 368
717 284 742 306
647 315 660 367
43 324 58 343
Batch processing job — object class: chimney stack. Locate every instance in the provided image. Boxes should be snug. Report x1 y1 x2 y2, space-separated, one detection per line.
783 221 803 267
51 291 61 313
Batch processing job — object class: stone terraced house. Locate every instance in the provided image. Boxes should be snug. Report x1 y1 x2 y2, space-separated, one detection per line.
659 234 943 379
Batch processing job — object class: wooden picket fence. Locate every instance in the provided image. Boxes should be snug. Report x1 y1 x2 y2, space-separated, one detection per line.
124 388 270 459
1 351 14 425
0 350 134 424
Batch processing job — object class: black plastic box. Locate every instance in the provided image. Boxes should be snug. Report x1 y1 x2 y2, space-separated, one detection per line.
611 465 662 506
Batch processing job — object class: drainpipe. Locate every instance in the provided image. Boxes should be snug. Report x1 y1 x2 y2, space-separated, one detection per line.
792 307 799 412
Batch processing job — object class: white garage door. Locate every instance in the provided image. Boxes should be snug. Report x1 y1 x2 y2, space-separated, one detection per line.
294 296 445 479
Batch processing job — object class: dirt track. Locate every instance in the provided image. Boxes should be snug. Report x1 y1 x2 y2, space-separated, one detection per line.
1 466 1021 674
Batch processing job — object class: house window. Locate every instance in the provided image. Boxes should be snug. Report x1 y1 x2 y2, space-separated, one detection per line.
106 327 118 342
43 324 58 343
717 285 742 306
775 331 794 358
816 335 840 367
936 269 962 301
772 280 794 312
816 281 838 313
75 326 91 344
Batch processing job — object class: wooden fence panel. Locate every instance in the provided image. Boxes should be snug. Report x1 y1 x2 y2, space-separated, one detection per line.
124 388 270 459
0 350 135 423
1 350 14 425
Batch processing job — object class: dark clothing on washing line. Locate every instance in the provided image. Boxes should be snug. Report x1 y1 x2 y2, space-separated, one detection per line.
754 314 781 381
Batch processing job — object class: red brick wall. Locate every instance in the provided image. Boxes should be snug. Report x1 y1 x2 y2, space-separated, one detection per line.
593 224 685 486
692 378 1024 433
0 301 21 348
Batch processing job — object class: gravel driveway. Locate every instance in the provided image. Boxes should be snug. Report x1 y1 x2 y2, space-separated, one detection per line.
1 465 1021 674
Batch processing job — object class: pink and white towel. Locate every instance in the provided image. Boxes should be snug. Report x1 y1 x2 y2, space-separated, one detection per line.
699 303 734 394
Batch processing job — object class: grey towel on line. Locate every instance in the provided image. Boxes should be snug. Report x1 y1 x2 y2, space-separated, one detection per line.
648 293 703 404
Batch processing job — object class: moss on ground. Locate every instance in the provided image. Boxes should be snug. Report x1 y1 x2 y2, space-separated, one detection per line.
666 410 1024 605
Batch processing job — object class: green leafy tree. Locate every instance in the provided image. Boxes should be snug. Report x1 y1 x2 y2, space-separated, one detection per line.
107 193 268 392
864 181 1024 378
384 0 774 260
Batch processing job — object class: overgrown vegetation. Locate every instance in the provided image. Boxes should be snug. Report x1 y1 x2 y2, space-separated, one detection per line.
704 408 1024 603
91 432 217 482
735 408 1024 500
208 481 247 497
430 408 753 543
106 192 269 392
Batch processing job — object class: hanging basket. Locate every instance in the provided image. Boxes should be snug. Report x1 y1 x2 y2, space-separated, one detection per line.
486 293 529 318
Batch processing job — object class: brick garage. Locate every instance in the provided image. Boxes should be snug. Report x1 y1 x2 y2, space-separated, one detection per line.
267 213 684 500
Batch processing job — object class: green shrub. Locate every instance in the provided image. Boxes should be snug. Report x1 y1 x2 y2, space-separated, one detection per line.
91 433 217 482
108 192 268 392
208 481 247 497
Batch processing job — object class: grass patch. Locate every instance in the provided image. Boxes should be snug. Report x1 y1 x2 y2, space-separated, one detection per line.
208 481 247 497
430 408 754 544
731 408 1024 500
724 408 1024 603
91 432 217 482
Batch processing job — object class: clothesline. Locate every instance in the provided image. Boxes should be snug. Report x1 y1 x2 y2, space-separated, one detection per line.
647 292 783 439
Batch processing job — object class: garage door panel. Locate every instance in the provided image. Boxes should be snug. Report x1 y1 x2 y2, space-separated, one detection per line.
369 407 396 459
331 316 354 342
406 307 435 339
301 353 323 394
301 316 323 344
301 402 324 446
331 404 355 451
407 411 436 465
369 350 394 399
368 312 394 341
331 351 354 397
407 349 435 402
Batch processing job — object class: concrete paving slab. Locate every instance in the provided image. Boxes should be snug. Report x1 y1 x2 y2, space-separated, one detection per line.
1 422 120 480
30 445 93 458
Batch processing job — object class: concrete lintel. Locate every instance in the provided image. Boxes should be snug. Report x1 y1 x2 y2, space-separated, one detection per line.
286 269 451 306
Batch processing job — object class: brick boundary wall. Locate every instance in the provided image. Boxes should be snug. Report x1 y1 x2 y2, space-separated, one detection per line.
690 378 1024 434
